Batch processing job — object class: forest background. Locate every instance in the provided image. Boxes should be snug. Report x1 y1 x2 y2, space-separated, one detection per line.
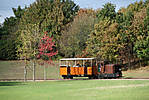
0 0 149 69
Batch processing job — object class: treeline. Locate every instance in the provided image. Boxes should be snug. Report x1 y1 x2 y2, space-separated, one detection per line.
0 0 149 67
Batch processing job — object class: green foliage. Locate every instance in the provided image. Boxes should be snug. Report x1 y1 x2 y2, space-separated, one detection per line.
16 0 79 58
0 0 79 60
0 37 17 59
115 11 135 62
87 3 120 61
12 5 26 19
87 1 149 66
134 7 149 60
0 0 149 66
0 6 25 60
60 9 97 57
18 0 79 38
97 3 116 21
87 19 121 61
127 0 144 12
134 37 149 59
16 24 40 60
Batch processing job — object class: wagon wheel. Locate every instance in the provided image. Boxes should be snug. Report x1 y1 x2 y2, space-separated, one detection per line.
70 76 73 79
88 76 93 79
63 76 67 79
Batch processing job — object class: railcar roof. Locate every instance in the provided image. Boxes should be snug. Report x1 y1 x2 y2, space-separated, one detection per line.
60 58 95 61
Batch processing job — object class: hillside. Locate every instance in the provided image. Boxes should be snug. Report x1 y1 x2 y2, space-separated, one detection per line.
123 66 149 79
0 60 61 80
0 61 149 80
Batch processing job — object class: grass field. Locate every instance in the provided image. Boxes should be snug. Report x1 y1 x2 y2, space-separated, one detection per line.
0 60 61 80
0 80 149 100
0 61 149 100
123 66 149 79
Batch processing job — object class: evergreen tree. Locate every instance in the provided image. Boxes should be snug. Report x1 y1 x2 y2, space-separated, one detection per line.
0 6 25 60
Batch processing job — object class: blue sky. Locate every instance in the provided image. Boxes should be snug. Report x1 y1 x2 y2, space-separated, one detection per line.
0 0 144 23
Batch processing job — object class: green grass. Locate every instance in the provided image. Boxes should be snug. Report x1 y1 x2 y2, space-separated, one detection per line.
122 66 149 79
0 61 149 80
123 71 149 78
0 60 61 79
0 80 149 100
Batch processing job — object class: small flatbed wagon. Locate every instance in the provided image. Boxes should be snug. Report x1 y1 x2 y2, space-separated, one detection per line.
59 58 122 79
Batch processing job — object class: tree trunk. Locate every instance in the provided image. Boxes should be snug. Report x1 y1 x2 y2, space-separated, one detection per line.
33 60 36 81
139 59 141 68
128 50 131 70
24 60 27 82
44 64 46 80
128 58 131 69
24 66 27 82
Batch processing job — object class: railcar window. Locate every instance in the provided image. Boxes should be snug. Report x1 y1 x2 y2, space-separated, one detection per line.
85 61 91 67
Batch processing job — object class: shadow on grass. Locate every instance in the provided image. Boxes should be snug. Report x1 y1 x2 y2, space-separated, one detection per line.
0 82 25 86
122 76 133 79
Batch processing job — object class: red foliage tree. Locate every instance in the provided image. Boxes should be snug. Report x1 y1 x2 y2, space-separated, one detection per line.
38 32 58 63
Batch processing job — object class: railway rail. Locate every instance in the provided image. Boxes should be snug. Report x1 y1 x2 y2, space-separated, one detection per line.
0 78 149 82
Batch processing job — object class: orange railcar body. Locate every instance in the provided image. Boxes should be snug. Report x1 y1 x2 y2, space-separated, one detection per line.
70 67 85 75
60 65 116 76
87 67 92 75
79 67 84 75
60 67 67 75
70 67 75 75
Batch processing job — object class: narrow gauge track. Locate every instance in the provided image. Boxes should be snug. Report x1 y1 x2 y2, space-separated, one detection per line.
0 78 149 81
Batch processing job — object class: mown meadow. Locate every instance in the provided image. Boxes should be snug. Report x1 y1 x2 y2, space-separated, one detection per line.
0 80 149 100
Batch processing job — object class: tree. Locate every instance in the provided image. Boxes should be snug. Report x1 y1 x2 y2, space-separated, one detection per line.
134 37 149 60
134 7 149 65
116 1 148 67
17 0 79 53
0 6 25 60
16 23 40 81
15 0 78 80
60 9 97 57
117 11 134 66
86 3 120 61
38 32 58 60
38 32 58 80
86 18 121 61
97 3 116 21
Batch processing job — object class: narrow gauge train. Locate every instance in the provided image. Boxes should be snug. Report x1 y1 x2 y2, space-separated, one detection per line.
59 58 122 79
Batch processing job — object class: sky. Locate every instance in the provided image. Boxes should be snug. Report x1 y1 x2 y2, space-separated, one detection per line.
0 0 144 23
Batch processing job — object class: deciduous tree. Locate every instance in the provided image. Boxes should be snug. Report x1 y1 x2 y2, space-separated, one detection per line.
60 9 97 57
38 32 58 80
